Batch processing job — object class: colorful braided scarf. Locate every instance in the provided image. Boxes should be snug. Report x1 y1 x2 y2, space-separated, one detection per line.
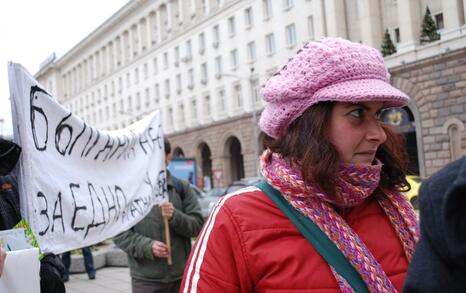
260 149 419 293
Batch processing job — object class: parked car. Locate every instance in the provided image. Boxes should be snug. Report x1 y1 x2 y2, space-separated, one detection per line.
222 176 263 196
405 175 421 209
197 187 226 219
188 184 209 219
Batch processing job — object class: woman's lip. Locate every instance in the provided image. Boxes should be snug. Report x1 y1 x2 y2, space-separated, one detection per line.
355 151 376 156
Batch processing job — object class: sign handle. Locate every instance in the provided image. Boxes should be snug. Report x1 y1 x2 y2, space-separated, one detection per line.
164 217 172 265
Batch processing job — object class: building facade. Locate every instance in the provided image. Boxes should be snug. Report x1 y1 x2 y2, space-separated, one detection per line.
36 0 466 188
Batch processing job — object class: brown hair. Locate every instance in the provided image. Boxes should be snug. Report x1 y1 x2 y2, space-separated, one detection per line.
263 101 410 196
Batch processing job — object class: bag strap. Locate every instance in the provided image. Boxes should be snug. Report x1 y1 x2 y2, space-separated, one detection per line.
255 180 369 293
171 176 185 201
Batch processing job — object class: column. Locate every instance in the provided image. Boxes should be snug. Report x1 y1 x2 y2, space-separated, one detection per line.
442 0 463 29
140 17 149 51
360 0 383 48
396 0 421 52
166 2 173 31
324 0 347 38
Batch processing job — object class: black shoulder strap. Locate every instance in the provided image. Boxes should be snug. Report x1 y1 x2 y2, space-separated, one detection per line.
171 176 185 201
255 180 369 293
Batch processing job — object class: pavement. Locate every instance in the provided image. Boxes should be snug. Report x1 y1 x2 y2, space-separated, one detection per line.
65 266 131 293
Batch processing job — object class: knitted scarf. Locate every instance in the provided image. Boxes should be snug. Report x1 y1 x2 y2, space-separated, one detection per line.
260 149 419 293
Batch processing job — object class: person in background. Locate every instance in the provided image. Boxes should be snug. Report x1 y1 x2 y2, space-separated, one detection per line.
0 137 66 292
404 156 466 292
181 38 419 292
114 137 203 293
61 246 96 281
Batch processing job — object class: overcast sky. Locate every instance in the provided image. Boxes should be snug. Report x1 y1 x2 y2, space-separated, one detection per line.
0 0 129 136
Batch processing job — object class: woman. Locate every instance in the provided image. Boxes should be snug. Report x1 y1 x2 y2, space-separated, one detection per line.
181 38 419 292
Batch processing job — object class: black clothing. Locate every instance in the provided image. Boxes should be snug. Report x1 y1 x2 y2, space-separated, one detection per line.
0 174 66 293
404 156 466 292
0 138 21 176
0 174 21 230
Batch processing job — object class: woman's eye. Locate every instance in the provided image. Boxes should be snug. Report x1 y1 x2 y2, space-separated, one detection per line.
349 109 363 119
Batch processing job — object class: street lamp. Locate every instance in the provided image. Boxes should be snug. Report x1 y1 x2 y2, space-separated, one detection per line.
219 67 260 176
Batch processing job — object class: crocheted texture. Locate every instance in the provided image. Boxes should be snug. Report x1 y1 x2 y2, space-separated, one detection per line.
260 149 420 293
259 37 410 139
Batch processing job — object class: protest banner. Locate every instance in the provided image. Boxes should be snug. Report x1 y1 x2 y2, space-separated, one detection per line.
7 62 168 254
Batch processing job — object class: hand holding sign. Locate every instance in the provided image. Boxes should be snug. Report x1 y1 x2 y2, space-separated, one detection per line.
160 202 174 221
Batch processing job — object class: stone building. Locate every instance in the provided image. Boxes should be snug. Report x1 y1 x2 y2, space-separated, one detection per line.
35 0 466 188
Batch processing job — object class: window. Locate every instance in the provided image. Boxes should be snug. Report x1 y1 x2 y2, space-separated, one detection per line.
230 49 239 70
134 67 140 84
244 7 253 28
153 58 159 75
191 99 197 120
204 95 211 116
185 40 192 60
263 0 273 19
178 103 185 126
145 88 150 106
143 63 148 79
163 52 169 69
228 16 236 36
164 79 171 98
215 56 223 78
174 46 180 66
435 13 444 30
126 72 131 88
212 25 220 48
285 23 297 47
154 84 160 103
188 68 194 89
265 33 276 55
234 84 243 108
176 74 182 93
247 41 256 63
308 15 315 40
283 0 293 10
128 95 133 111
199 33 206 53
394 28 400 43
201 63 208 84
167 107 173 127
218 88 226 112
111 81 115 96
136 92 141 110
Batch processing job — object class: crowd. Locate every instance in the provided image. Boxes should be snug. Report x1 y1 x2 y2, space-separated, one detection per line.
1 37 465 293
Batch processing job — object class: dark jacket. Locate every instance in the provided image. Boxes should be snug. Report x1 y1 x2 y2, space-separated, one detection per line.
0 174 65 293
404 156 466 292
113 172 204 282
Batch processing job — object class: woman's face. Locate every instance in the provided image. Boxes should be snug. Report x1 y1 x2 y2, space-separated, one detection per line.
327 101 387 165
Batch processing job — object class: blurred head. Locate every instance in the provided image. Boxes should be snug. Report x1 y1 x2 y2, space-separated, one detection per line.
0 138 21 176
164 136 172 165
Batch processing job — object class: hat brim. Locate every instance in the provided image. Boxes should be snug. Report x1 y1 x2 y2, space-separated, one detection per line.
314 78 409 108
259 78 410 139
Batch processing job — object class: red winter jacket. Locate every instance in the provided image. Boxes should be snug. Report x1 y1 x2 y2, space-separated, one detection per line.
181 186 409 292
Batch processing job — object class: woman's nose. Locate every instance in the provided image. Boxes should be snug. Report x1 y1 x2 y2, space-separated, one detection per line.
366 119 387 144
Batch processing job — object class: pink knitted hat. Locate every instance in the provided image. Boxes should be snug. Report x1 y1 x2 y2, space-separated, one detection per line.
259 37 409 139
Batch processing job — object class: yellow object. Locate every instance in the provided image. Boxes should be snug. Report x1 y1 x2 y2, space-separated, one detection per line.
405 175 421 207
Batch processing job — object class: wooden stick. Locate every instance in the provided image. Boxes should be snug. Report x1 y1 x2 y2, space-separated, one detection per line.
164 216 173 265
